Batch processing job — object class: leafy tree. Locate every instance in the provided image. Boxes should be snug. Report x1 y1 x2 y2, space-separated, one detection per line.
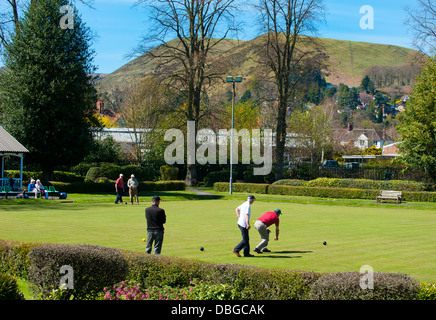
0 0 98 180
397 57 436 182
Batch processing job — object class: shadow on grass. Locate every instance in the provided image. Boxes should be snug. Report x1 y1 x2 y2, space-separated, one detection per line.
252 250 313 259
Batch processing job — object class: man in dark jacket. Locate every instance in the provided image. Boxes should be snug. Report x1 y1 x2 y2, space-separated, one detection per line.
145 195 166 254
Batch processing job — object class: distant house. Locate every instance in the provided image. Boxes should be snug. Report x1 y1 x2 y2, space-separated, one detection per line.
96 100 121 125
0 126 29 190
382 142 401 158
332 122 392 150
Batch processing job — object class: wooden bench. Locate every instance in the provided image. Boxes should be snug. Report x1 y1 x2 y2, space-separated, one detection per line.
376 190 402 204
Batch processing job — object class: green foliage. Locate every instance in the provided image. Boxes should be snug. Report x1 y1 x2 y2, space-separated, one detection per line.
83 137 122 164
0 0 98 177
0 273 24 300
213 179 436 202
203 170 230 187
418 282 436 300
309 272 419 300
303 177 425 191
160 165 179 181
0 240 41 278
361 145 383 155
397 57 436 182
213 182 269 194
85 163 160 182
28 244 129 300
48 180 185 193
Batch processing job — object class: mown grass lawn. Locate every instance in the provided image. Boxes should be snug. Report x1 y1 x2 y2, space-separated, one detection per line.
1 191 436 283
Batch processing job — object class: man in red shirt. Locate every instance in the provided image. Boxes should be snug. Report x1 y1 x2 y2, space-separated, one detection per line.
253 209 281 254
114 174 124 204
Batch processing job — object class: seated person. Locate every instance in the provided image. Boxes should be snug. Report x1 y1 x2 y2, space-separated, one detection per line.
27 179 36 192
27 179 38 198
35 179 47 198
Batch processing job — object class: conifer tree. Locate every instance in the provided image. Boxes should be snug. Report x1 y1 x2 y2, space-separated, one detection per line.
0 0 98 180
397 57 436 182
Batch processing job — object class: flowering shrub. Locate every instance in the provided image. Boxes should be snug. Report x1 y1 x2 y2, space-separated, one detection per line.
103 280 187 300
102 279 241 300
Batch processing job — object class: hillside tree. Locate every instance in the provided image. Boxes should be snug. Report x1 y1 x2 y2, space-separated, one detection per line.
134 0 239 186
256 0 326 180
0 0 98 180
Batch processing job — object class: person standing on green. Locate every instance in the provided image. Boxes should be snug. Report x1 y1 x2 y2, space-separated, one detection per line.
127 174 139 205
145 195 166 254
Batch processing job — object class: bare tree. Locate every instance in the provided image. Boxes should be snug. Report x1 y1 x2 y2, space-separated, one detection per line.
120 76 169 164
405 0 436 54
256 0 325 180
133 0 239 186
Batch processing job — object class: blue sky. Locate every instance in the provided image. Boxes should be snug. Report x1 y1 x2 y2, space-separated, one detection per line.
76 0 419 74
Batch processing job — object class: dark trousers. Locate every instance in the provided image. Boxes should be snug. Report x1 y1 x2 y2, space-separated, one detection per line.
115 189 124 204
234 224 250 256
146 230 164 254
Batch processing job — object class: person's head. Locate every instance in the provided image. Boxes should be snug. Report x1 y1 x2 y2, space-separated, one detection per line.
131 174 135 179
152 195 161 206
274 208 282 216
36 179 41 184
30 179 35 184
119 174 123 179
247 195 256 204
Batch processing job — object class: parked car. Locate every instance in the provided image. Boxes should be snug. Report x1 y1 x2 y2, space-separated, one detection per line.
319 160 339 169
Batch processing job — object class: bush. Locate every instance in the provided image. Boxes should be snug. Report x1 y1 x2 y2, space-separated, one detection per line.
303 178 425 192
0 273 24 300
204 170 230 187
309 272 420 300
48 180 185 193
53 171 83 183
0 240 41 278
272 179 306 186
418 282 436 300
160 166 179 181
213 182 269 194
28 244 129 300
85 167 105 182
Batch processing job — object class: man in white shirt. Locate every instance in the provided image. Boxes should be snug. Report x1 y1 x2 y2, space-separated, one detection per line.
233 195 256 257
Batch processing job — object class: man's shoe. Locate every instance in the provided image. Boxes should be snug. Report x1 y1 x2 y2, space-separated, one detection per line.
232 250 241 257
254 248 262 254
262 248 271 253
244 254 255 257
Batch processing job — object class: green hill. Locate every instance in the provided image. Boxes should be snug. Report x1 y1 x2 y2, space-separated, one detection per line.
96 35 420 96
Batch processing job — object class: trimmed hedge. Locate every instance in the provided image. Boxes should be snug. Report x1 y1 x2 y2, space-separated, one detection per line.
0 240 430 300
48 180 186 194
28 244 128 300
214 182 269 194
214 182 436 202
309 272 420 300
303 178 426 192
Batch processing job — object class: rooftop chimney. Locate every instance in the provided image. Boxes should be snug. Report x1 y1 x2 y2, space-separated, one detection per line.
348 122 353 132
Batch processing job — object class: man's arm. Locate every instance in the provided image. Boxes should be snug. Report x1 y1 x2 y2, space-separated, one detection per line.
245 213 250 230
275 225 279 240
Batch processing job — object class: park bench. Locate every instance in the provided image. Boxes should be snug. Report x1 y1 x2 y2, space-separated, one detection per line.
376 190 402 204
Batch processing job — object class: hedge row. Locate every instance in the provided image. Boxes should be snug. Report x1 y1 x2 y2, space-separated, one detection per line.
0 240 430 300
48 180 186 194
300 178 427 192
214 182 436 202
